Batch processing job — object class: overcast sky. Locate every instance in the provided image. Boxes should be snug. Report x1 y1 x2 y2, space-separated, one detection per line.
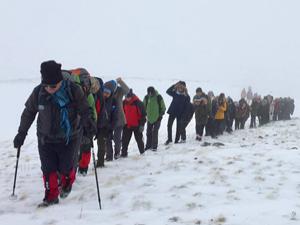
1 0 299 95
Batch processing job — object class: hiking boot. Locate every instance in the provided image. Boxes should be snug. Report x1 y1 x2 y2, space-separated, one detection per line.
114 153 121 160
165 140 172 145
144 146 151 151
37 198 59 208
78 168 88 176
152 148 157 152
105 157 113 161
120 152 128 158
96 160 105 168
60 185 72 199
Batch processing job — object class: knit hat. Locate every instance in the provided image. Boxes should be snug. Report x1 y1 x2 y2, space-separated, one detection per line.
196 87 202 93
147 86 155 95
40 60 63 85
126 89 134 98
103 80 117 94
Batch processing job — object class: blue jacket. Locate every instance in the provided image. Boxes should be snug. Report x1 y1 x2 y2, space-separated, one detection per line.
166 84 190 118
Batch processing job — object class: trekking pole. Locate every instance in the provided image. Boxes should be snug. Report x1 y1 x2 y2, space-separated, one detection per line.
10 147 21 200
91 146 102 210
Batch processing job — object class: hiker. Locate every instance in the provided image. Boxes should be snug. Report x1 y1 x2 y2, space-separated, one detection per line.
250 96 260 128
214 93 227 135
193 88 209 141
121 89 147 157
247 86 253 104
165 81 190 145
13 60 96 207
66 68 97 176
108 78 130 159
143 86 166 151
225 96 236 133
97 80 119 164
235 98 250 129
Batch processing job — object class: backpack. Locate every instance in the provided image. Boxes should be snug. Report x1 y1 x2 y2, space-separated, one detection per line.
144 94 163 115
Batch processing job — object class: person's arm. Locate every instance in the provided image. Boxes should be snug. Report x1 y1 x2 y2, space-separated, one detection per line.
14 86 39 148
136 100 147 126
73 84 96 136
18 86 39 135
166 84 177 97
159 95 166 116
116 77 130 96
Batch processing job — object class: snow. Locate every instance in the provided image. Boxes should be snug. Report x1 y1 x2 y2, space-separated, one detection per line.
1 77 300 225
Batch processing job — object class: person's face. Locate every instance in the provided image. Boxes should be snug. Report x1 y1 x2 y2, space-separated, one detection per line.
44 81 62 94
177 85 185 93
103 91 111 99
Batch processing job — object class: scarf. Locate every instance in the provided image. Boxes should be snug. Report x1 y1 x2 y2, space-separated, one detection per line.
52 80 72 144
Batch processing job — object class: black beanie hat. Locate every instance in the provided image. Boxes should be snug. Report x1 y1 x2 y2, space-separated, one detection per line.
40 60 63 85
126 89 134 98
196 87 202 93
147 86 155 95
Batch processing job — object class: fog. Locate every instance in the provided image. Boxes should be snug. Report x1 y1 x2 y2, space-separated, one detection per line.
1 0 299 107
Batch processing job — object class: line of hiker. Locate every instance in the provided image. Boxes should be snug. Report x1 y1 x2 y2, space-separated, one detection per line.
13 60 295 207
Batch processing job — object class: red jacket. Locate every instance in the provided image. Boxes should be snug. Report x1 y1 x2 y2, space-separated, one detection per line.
123 95 146 128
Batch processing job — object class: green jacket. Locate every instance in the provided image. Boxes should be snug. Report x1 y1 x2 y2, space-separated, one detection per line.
143 91 166 124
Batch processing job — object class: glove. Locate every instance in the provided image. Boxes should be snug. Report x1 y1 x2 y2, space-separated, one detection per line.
13 132 26 148
158 116 163 121
139 125 144 133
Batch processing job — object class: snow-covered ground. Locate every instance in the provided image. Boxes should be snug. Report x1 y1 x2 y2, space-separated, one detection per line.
0 78 299 225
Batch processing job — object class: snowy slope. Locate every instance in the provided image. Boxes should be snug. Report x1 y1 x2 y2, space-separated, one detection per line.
1 79 300 225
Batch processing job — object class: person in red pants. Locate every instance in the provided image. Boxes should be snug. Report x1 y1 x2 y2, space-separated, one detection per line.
13 60 96 207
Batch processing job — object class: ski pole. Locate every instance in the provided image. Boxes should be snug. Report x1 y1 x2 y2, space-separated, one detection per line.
11 147 21 199
91 146 102 210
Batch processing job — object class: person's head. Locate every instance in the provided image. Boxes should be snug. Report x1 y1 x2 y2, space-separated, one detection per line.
176 81 186 93
90 77 100 94
103 80 117 99
196 87 202 95
147 86 155 96
103 87 112 99
79 73 91 95
40 60 63 94
125 89 134 100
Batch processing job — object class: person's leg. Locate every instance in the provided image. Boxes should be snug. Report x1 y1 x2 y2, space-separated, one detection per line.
38 140 59 203
121 126 133 157
78 136 92 174
152 120 161 150
167 115 176 143
96 132 106 167
145 122 153 150
113 126 123 157
175 118 182 143
133 127 145 154
58 136 80 197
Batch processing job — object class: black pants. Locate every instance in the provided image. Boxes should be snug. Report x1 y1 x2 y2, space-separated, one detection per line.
175 120 187 142
146 120 161 149
107 126 123 158
250 115 256 128
196 124 205 137
167 115 180 142
97 131 107 166
38 136 80 175
205 117 215 137
122 126 144 155
215 119 225 135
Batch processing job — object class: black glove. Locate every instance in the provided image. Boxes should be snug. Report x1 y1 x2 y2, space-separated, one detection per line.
13 132 26 148
158 116 163 121
139 125 144 133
